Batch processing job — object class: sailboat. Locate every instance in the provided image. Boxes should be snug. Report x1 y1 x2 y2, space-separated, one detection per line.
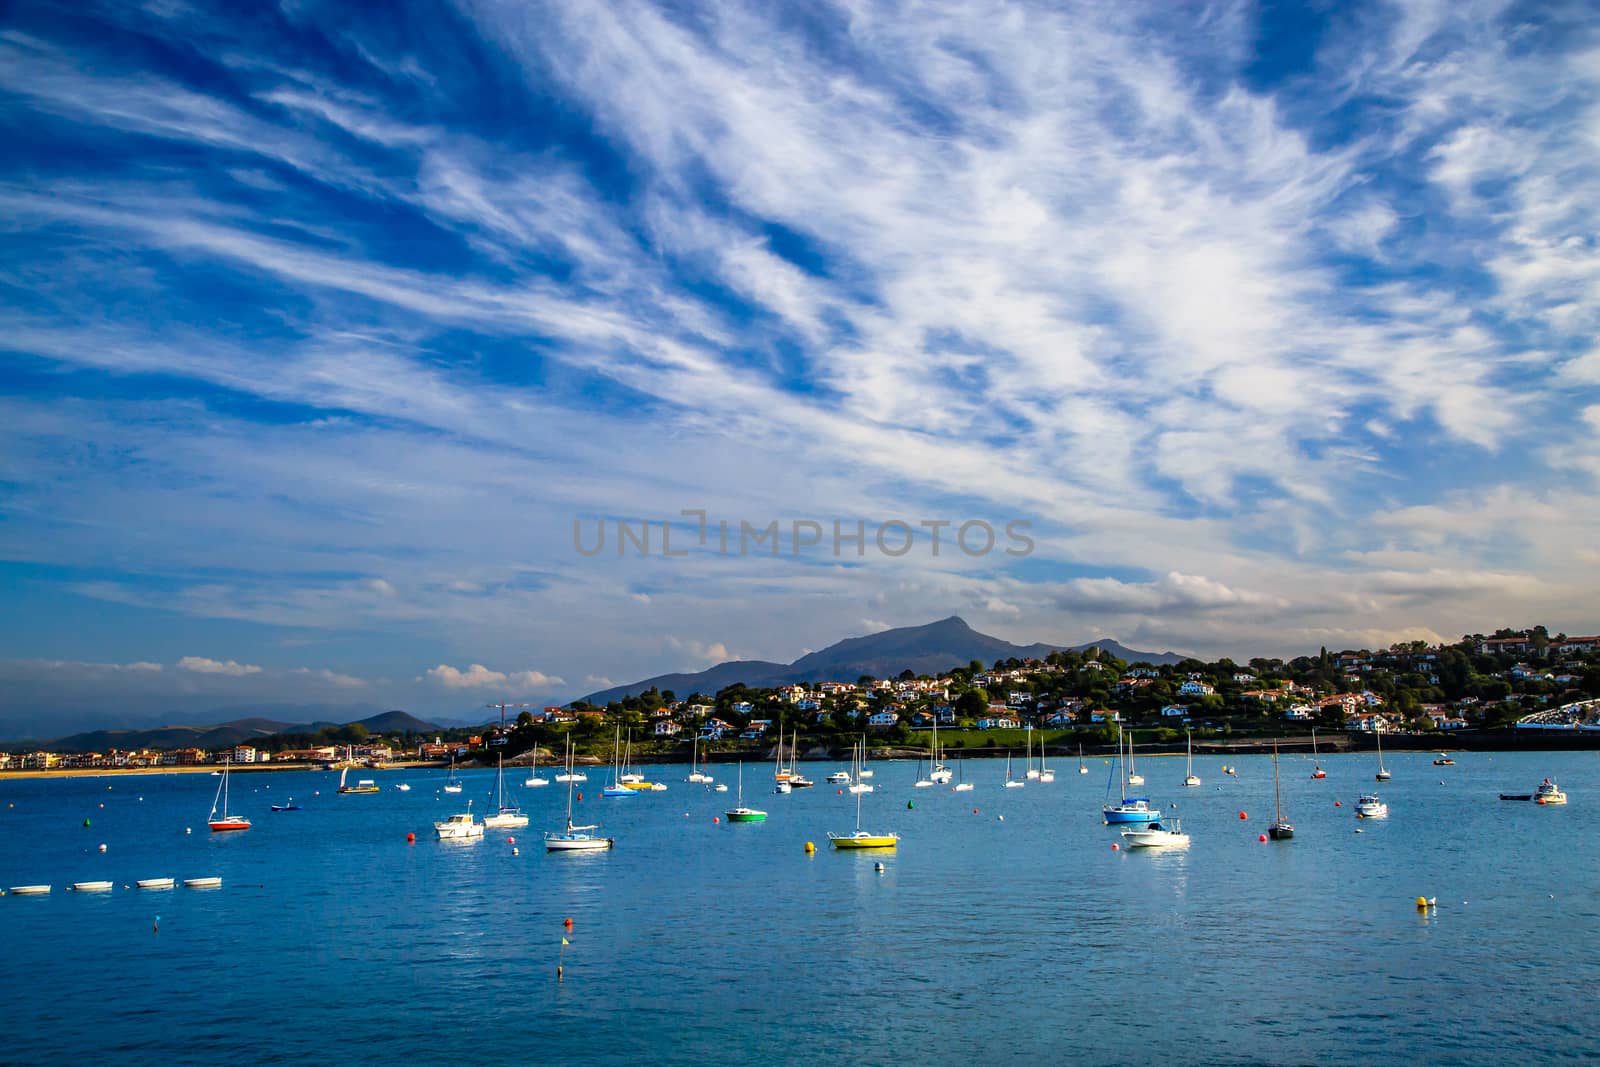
773 718 794 784
687 734 714 783
442 756 463 794
1078 743 1089 775
913 749 935 788
1183 729 1201 787
787 727 814 787
545 741 613 850
1037 734 1055 782
602 725 636 797
1311 727 1326 779
337 764 379 794
207 758 251 832
483 755 529 828
1103 725 1160 823
929 713 952 784
848 740 874 794
857 735 873 778
828 776 899 849
1268 738 1293 839
954 752 974 791
523 746 549 788
1374 728 1392 781
1024 723 1040 779
1004 750 1025 787
724 762 768 822
1125 728 1144 786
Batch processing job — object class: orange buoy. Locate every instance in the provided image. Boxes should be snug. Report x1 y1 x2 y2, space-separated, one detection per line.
577 792 583 801
563 917 573 928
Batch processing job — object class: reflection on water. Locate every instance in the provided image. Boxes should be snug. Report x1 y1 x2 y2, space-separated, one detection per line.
1 750 1597 1064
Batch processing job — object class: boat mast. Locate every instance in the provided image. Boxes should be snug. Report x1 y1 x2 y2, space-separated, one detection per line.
1273 739 1283 823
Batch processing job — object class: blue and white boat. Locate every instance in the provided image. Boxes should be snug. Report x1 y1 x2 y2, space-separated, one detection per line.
1104 725 1162 824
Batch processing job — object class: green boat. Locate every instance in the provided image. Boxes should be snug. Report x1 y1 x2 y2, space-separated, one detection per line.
724 762 767 823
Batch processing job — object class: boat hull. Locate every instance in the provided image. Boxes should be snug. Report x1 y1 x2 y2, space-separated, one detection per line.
601 786 635 798
1121 832 1190 849
544 833 613 851
135 878 175 890
482 813 529 829
208 818 251 832
338 786 380 794
725 809 767 822
1268 824 1294 840
183 877 223 889
828 832 898 849
9 885 51 895
72 881 114 892
1104 806 1162 824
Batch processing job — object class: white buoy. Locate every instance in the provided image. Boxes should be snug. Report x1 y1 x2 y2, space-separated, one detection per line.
98 843 107 853
185 827 192 835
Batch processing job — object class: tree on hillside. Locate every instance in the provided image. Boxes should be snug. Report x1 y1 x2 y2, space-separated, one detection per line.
956 689 989 719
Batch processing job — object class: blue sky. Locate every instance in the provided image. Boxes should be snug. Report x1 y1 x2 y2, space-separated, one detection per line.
2 0 1599 735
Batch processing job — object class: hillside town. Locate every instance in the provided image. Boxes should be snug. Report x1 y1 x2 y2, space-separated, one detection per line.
6 626 1600 772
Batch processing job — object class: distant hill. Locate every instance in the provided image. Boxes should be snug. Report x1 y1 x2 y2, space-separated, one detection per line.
30 709 439 754
579 616 1186 704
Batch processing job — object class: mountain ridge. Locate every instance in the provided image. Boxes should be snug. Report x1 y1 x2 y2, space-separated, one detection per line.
16 709 440 755
579 616 1186 704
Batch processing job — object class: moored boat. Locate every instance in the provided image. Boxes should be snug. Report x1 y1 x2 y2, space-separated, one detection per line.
545 738 613 851
828 782 898 849
208 758 251 832
1535 778 1567 805
72 881 114 892
433 806 484 840
183 877 223 889
9 884 51 895
1267 739 1293 840
482 755 529 829
136 877 176 890
1120 819 1190 848
1355 793 1388 818
1104 726 1161 823
724 762 768 823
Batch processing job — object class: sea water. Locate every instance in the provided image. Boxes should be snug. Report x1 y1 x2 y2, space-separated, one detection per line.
1 750 1596 1064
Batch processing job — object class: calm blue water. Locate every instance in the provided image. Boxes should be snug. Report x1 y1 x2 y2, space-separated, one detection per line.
2 750 1597 1064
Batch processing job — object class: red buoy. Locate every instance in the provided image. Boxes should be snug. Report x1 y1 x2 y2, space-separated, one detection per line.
1111 843 1120 850
713 816 720 823
563 917 573 928
1239 811 1248 820
406 832 415 843
1258 834 1267 842
1335 800 1342 807
507 836 516 845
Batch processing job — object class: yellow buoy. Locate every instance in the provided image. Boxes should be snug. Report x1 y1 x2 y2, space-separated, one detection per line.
804 841 815 854
1416 896 1428 908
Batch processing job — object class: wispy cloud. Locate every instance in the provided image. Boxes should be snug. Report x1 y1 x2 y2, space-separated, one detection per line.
1 1 1597 727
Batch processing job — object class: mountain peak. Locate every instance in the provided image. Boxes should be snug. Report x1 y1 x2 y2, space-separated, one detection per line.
579 617 1187 704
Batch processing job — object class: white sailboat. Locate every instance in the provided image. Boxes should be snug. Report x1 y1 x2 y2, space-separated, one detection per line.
724 762 768 822
857 735 874 778
602 724 635 798
1004 750 1025 787
1125 728 1144 786
847 740 874 794
787 726 814 787
443 756 463 793
1078 743 1089 775
523 746 549 788
1037 732 1055 782
954 753 974 791
1183 729 1201 787
1104 725 1160 824
929 713 952 784
545 740 613 850
483 755 529 829
1374 728 1392 781
1311 726 1326 779
687 734 714 783
1024 723 1040 779
913 749 935 788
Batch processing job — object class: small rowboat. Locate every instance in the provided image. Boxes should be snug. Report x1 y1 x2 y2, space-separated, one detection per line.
135 877 176 890
8 884 51 895
183 877 222 889
72 881 114 891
